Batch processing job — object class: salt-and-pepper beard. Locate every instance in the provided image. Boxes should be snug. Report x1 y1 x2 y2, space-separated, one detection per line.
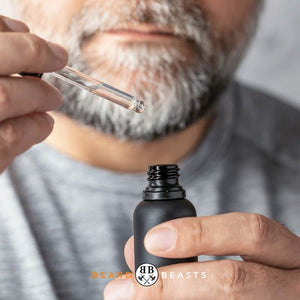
43 0 263 141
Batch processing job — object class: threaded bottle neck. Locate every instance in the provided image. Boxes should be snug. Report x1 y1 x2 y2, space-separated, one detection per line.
147 164 179 181
143 164 186 200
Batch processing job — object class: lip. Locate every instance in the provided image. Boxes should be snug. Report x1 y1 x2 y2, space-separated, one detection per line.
103 24 177 41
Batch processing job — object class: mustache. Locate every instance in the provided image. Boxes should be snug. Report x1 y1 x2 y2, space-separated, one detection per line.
69 0 211 47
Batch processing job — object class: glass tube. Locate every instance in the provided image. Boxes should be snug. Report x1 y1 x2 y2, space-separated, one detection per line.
50 66 145 113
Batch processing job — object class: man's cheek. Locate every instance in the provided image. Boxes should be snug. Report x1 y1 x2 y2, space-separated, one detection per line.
198 0 259 34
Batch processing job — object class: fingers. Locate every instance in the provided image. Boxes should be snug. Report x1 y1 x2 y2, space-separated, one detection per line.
144 213 300 269
0 32 68 74
0 113 54 172
0 77 62 122
0 15 29 32
0 15 67 74
124 236 135 272
0 15 68 174
104 260 295 300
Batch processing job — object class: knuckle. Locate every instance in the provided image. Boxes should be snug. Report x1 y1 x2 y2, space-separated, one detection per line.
218 260 247 299
22 33 43 61
191 218 204 250
248 213 270 244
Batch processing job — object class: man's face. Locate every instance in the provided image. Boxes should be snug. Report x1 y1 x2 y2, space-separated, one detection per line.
13 0 262 140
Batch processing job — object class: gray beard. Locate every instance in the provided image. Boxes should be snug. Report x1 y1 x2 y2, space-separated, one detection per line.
43 0 263 141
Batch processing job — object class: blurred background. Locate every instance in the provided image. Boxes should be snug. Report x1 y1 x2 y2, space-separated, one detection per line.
237 0 300 108
1 0 299 108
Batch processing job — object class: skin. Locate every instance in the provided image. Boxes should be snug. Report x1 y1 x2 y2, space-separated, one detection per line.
114 213 300 299
11 0 258 173
0 16 68 172
0 0 299 299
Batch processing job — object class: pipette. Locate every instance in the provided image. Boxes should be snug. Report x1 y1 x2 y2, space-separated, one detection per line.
20 66 145 113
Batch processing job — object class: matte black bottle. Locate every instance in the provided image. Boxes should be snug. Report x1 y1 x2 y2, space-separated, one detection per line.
134 164 198 270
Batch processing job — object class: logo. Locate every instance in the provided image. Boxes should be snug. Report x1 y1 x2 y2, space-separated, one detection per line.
135 263 159 287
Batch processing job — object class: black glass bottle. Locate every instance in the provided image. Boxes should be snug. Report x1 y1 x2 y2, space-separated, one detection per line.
134 164 198 270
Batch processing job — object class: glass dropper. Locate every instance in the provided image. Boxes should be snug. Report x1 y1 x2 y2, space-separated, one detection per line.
20 66 145 113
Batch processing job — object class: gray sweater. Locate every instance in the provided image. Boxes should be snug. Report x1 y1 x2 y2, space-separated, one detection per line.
0 81 299 300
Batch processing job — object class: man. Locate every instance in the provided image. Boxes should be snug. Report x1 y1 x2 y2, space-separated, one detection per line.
0 0 299 299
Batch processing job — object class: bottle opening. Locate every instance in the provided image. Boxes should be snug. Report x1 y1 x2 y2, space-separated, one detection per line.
144 164 185 200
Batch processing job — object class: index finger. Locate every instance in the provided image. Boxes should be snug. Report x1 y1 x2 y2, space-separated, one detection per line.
144 213 300 269
0 32 68 74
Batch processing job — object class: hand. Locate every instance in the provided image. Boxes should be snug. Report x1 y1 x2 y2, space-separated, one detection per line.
104 213 300 299
0 15 68 173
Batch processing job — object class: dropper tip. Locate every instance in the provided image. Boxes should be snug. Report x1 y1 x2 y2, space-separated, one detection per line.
134 100 146 113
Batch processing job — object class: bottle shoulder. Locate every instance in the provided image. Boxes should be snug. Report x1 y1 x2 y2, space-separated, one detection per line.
134 199 196 218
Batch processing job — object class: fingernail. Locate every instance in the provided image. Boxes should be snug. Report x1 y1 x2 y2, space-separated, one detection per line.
104 279 133 300
145 226 177 251
47 41 68 62
2 17 29 32
42 113 55 127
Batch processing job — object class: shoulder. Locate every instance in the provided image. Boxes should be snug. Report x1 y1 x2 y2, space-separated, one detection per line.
232 81 300 169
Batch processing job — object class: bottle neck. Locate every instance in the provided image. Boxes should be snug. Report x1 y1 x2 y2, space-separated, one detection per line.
143 164 186 200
